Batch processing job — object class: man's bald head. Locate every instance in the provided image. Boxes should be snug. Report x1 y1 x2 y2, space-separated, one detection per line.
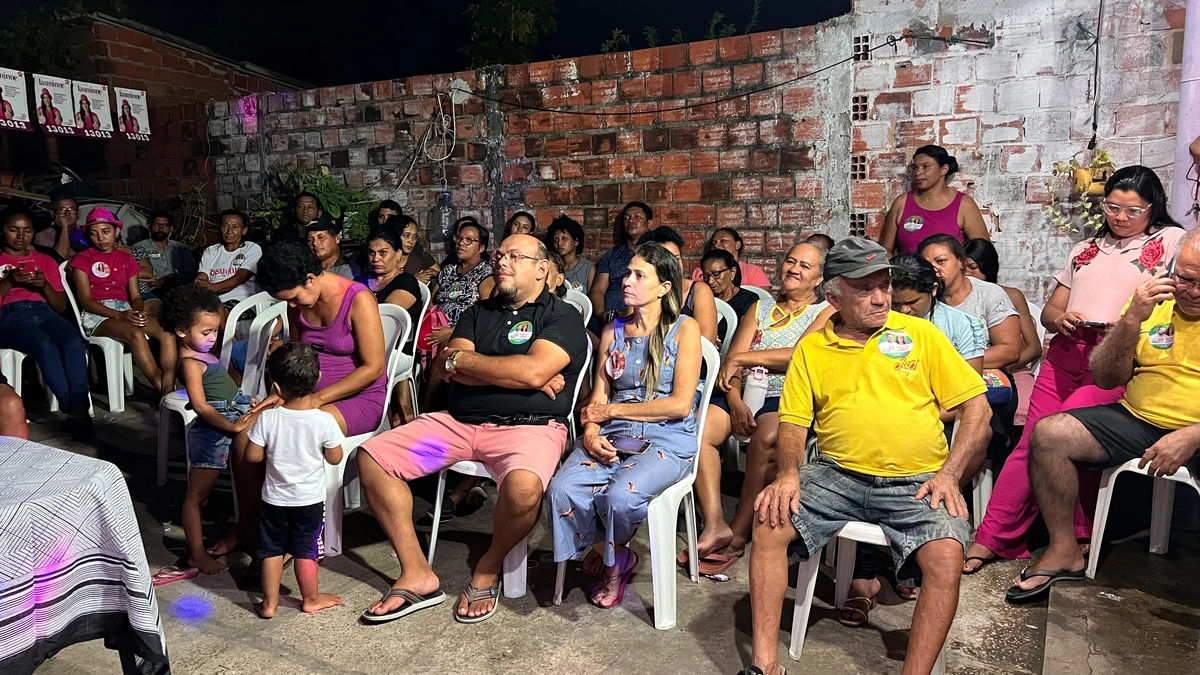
494 234 552 305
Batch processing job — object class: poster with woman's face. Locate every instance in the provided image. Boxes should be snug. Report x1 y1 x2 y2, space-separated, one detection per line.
31 74 75 136
113 87 150 141
71 80 113 137
0 68 31 131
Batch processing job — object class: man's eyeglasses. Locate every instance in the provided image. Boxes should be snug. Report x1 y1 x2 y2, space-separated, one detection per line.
1102 202 1148 219
54 207 78 215
1171 271 1200 290
702 267 733 282
491 250 546 265
453 235 480 246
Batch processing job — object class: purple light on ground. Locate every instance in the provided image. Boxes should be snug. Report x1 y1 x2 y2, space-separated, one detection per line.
170 594 213 624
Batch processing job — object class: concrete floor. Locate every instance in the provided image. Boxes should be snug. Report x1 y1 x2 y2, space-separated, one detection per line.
20 395 1199 674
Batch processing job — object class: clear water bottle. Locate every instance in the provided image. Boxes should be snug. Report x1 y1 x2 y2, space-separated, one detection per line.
734 367 769 443
431 190 456 251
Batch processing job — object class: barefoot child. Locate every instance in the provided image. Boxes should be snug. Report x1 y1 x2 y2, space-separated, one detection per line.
156 285 257 581
247 342 345 617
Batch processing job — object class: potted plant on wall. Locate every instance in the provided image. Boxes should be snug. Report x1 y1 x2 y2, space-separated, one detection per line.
1045 150 1116 234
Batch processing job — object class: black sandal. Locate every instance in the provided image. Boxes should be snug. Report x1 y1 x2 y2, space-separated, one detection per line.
962 555 997 575
1004 567 1085 603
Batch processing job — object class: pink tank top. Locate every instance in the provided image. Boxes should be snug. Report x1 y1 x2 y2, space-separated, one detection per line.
896 191 965 255
297 283 387 395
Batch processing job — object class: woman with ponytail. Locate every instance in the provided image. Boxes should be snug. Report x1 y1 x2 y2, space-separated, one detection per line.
882 144 991 256
547 242 703 609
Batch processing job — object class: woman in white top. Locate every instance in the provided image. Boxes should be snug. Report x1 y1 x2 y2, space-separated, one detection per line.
196 209 262 309
919 234 1020 370
682 241 835 576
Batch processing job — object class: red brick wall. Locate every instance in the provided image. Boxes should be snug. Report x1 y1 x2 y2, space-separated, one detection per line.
68 20 291 106
176 0 1186 295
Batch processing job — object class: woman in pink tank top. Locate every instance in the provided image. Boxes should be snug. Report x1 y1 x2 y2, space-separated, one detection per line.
963 166 1186 574
882 145 991 256
254 242 389 437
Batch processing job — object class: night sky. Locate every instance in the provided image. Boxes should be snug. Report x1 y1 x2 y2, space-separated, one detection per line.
109 0 851 86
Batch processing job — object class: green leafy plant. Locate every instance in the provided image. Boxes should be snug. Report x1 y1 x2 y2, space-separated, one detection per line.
0 1 126 75
643 25 660 48
671 28 688 44
463 0 557 67
251 164 379 242
600 28 630 53
1045 149 1117 234
744 0 762 34
706 12 737 39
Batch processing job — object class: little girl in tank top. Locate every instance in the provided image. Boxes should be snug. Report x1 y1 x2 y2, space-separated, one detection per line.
154 286 260 583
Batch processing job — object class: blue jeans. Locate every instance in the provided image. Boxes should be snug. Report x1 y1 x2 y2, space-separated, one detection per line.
0 301 90 411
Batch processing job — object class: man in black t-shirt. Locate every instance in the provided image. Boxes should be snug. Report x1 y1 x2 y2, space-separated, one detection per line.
357 233 587 625
272 192 322 243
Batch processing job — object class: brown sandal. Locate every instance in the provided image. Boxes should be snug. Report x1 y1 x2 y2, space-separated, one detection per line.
838 595 877 627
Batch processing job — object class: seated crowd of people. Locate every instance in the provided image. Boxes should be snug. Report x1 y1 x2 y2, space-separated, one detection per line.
1 146 1197 675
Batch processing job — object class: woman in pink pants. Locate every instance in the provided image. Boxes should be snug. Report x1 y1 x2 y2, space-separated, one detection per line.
964 166 1186 572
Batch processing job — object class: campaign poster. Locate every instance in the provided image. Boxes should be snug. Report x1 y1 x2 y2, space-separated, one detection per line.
71 80 114 139
0 68 32 132
32 74 76 136
114 87 150 141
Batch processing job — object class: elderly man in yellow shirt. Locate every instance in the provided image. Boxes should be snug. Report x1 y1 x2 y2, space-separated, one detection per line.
738 238 992 675
1009 229 1200 603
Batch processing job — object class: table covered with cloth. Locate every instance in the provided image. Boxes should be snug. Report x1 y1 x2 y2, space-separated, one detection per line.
0 437 170 674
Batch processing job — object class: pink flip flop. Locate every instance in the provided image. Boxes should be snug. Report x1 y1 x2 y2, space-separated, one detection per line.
152 565 199 586
591 550 639 609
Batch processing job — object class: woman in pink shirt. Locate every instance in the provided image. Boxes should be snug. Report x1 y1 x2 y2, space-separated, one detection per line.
690 228 772 288
881 145 991 256
70 208 178 396
0 207 92 438
964 165 1185 573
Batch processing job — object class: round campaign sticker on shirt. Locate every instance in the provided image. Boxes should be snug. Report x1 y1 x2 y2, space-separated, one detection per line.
233 253 246 266
606 349 626 379
1148 323 1175 350
508 320 534 344
902 216 924 232
877 330 914 359
91 261 111 278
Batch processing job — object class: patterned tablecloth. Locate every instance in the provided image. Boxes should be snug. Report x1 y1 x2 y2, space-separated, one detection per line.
0 437 170 675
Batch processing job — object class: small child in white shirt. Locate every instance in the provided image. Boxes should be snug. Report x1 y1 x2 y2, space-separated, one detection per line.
246 342 345 618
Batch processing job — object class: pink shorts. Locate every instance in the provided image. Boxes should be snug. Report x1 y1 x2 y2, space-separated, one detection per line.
360 411 567 490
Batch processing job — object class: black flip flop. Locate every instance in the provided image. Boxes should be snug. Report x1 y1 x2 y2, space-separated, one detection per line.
962 555 997 575
1004 567 1085 603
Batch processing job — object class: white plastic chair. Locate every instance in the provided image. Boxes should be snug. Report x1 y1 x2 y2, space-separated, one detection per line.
565 288 592 323
389 282 432 421
324 304 411 558
552 338 720 630
218 291 279 369
240 302 291 402
790 521 947 674
59 261 135 413
744 285 773 307
1025 301 1049 378
713 298 738 358
1086 459 1200 579
424 339 593 597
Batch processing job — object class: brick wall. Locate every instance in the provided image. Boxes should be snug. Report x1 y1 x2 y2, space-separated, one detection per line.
68 16 302 106
186 0 1183 294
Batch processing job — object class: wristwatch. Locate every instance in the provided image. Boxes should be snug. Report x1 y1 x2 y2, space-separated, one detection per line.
445 349 461 374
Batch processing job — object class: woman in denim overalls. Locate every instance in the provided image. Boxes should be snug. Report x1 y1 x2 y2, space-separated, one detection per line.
548 242 703 609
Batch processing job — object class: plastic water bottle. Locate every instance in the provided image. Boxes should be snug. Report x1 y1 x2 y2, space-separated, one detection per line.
431 190 456 251
734 367 769 443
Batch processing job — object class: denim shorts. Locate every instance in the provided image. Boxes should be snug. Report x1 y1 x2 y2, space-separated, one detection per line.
186 394 252 470
790 455 971 587
79 299 132 337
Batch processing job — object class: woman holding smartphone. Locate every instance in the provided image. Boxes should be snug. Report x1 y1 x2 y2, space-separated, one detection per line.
964 165 1185 573
546 242 702 609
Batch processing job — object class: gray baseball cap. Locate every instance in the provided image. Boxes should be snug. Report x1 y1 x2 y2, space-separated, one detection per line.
823 237 902 279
